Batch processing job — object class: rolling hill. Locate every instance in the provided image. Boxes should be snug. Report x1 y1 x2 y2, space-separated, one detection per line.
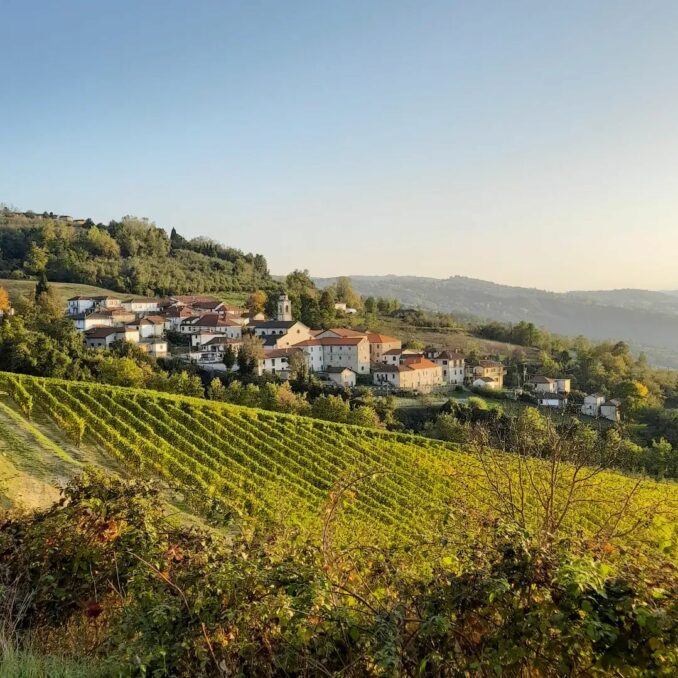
0 372 675 559
315 275 678 368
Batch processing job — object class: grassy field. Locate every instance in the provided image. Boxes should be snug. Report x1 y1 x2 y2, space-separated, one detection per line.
354 314 542 361
0 278 251 309
0 278 145 305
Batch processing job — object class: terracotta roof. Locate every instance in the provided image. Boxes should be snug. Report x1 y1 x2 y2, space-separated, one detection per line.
166 306 195 318
366 332 399 344
294 339 322 347
373 363 402 373
263 348 296 359
530 376 555 384
250 320 300 329
321 328 366 338
478 359 503 367
143 315 167 324
374 358 439 373
68 295 117 301
383 348 402 356
183 313 239 328
84 327 118 338
325 366 354 374
405 358 439 371
204 336 241 347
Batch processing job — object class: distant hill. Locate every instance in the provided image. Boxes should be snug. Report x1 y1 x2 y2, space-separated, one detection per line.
315 275 678 369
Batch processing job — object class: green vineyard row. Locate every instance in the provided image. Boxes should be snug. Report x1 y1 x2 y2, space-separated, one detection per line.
0 371 676 556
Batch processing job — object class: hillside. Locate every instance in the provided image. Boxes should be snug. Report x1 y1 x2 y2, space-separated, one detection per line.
0 209 271 296
0 278 144 305
1 372 675 558
2 373 677 674
315 275 678 368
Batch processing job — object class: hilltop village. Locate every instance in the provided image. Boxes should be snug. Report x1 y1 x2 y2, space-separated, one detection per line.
66 291 621 420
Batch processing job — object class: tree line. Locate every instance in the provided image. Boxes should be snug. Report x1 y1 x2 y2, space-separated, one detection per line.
0 209 271 295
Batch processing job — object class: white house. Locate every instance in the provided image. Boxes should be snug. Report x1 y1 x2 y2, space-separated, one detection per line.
292 335 371 375
581 394 605 417
128 315 166 339
378 348 424 366
138 339 168 359
373 359 443 393
466 360 506 389
319 336 370 374
260 348 298 377
165 306 196 331
324 366 356 388
187 338 242 367
121 298 160 314
84 327 118 349
528 376 571 394
600 399 621 422
73 312 114 332
67 295 121 316
536 392 568 409
424 349 465 386
181 314 243 340
84 326 140 349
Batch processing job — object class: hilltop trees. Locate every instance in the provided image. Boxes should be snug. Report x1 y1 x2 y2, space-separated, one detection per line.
0 211 273 295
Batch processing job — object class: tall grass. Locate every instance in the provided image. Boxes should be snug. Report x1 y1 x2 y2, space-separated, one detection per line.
0 636 99 678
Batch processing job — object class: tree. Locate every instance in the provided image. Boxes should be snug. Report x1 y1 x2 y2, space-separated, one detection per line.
0 286 10 313
237 335 264 376
469 411 659 547
246 290 267 316
223 344 236 370
333 276 362 310
34 272 50 301
319 289 337 327
423 413 467 443
169 371 204 397
364 296 376 314
286 349 307 380
347 405 381 428
311 394 350 423
24 243 49 275
97 356 153 388
614 380 651 416
208 377 227 401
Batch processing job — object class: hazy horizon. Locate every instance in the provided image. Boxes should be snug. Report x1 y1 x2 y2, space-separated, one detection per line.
3 1 678 291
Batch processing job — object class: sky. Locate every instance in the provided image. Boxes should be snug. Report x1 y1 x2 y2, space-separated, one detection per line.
2 1 678 291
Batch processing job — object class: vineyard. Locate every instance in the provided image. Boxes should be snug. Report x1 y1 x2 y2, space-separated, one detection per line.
0 371 677 556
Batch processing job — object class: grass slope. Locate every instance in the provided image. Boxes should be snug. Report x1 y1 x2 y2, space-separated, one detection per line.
0 278 144 305
0 372 676 560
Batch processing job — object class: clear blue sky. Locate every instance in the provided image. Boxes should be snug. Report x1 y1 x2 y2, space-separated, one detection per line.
3 1 678 291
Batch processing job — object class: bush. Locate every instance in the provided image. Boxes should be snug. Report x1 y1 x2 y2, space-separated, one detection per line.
1 472 676 676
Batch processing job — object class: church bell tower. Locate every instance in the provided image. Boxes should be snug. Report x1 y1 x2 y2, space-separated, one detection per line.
277 293 292 321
